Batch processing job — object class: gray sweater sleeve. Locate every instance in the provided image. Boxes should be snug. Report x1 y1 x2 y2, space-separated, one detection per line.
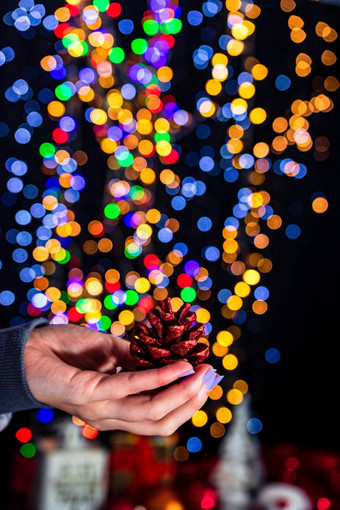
0 318 50 415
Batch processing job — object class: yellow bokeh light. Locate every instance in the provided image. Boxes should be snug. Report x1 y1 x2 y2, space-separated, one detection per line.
239 82 255 99
253 142 270 158
192 410 208 427
146 209 162 223
227 388 244 405
209 384 224 400
252 64 268 80
199 99 216 117
136 224 152 240
227 39 244 56
157 66 173 83
243 269 260 285
234 281 251 297
47 100 65 117
291 28 306 43
226 0 242 11
216 330 234 347
212 342 229 357
212 53 228 66
227 295 243 311
154 118 170 132
45 287 61 302
216 407 232 424
160 169 175 185
90 109 107 125
312 197 328 213
231 98 248 115
119 310 135 326
206 79 222 95
232 22 250 40
195 308 211 323
85 278 103 296
137 119 153 135
33 247 49 262
222 354 239 370
288 15 304 29
134 277 151 293
140 167 156 185
249 107 267 124
156 140 172 156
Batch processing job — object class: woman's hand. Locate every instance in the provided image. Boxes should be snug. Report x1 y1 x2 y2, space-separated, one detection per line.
24 324 218 436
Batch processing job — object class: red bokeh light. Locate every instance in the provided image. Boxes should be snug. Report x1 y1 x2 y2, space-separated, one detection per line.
105 281 121 293
138 296 154 313
52 128 68 144
16 428 32 443
317 498 331 510
67 307 84 322
144 253 161 269
163 149 179 164
107 3 122 18
177 273 193 288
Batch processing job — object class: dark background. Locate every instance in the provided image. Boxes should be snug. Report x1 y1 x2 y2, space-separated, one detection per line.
1 0 339 498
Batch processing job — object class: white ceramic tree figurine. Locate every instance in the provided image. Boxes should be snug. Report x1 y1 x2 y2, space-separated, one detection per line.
211 394 264 510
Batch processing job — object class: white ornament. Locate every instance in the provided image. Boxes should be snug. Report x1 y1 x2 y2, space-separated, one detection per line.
256 483 313 510
211 395 264 510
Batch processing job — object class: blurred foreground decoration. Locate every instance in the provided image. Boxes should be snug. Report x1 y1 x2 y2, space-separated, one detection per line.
212 396 264 510
6 411 340 509
109 431 177 505
1 0 338 451
255 483 313 510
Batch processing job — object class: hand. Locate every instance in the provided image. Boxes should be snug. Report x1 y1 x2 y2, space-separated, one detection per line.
24 324 216 436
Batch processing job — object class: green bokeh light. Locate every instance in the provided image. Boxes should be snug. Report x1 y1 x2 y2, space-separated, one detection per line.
104 295 117 310
154 132 171 143
99 315 111 330
160 18 182 34
131 38 148 55
93 0 110 12
20 443 36 459
57 250 71 265
104 203 120 219
125 290 139 306
55 83 73 101
109 47 125 64
39 142 55 158
143 20 159 35
181 287 197 303
129 185 144 201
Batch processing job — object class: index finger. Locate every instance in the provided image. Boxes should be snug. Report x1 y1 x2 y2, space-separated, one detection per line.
93 361 194 400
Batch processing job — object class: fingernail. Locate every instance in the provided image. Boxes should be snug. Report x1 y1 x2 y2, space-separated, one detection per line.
179 370 196 378
205 374 224 391
203 369 217 389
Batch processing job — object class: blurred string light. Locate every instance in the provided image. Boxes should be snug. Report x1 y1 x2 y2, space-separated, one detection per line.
0 0 336 454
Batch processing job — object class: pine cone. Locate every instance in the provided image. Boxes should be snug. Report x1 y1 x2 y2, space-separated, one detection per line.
130 298 209 369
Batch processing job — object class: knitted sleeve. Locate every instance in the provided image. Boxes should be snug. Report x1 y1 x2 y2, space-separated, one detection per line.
0 319 50 424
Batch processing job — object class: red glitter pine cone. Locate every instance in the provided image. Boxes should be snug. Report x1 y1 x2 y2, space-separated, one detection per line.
130 298 210 369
